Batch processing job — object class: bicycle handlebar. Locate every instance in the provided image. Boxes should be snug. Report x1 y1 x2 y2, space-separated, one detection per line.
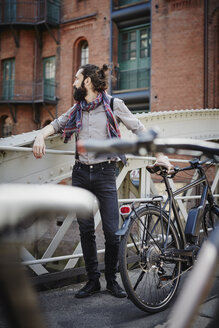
78 129 219 162
146 158 212 177
174 158 212 173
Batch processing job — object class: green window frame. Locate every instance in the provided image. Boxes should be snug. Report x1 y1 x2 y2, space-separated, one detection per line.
2 58 15 100
117 24 150 91
43 56 56 101
47 0 60 24
4 0 16 23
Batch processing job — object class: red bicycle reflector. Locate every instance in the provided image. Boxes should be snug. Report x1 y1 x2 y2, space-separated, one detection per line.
119 205 131 216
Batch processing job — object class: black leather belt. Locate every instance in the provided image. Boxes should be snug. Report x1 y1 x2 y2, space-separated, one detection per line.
74 161 116 171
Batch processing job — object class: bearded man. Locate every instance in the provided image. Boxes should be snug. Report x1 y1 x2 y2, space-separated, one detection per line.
33 64 172 299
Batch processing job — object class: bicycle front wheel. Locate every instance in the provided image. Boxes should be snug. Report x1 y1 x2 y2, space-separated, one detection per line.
119 206 182 313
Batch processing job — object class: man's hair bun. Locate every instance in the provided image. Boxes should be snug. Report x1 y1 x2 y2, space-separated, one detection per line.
80 63 109 92
102 64 109 72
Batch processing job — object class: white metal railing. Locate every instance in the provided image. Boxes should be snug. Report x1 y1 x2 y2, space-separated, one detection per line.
1 150 217 269
0 108 219 275
35 154 218 270
0 145 74 155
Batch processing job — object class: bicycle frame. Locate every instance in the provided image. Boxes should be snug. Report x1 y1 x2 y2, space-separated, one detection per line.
162 165 213 248
118 160 216 252
81 132 219 315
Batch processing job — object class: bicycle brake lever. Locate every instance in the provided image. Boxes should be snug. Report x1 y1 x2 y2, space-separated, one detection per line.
168 167 179 178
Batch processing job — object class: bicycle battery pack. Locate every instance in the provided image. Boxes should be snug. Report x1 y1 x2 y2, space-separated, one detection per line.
185 206 204 243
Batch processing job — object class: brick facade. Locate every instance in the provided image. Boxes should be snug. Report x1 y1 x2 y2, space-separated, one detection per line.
0 0 218 135
0 0 110 136
151 0 219 111
151 0 205 111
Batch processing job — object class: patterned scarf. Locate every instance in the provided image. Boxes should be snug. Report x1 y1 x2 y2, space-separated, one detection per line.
63 91 121 143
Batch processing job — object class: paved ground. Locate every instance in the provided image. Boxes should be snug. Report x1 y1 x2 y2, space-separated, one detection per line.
0 274 218 328
38 274 219 328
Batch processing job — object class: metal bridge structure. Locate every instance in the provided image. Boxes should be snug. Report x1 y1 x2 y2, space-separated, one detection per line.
0 108 219 282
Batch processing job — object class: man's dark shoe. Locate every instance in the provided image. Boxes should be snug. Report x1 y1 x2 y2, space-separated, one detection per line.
106 281 127 298
75 279 101 298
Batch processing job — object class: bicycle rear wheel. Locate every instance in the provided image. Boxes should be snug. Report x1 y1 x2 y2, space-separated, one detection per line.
119 205 182 313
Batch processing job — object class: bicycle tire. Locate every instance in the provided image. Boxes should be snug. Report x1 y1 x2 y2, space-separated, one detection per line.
119 205 182 313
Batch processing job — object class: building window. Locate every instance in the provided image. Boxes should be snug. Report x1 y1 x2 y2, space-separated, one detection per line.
43 56 56 101
47 0 60 24
44 57 56 79
116 25 150 91
140 28 150 58
80 41 89 65
121 30 136 61
4 0 16 23
0 115 13 138
2 58 15 100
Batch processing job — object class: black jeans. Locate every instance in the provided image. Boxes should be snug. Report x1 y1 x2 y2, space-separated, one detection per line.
72 161 120 283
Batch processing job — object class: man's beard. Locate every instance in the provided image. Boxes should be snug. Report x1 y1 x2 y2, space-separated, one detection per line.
73 85 87 102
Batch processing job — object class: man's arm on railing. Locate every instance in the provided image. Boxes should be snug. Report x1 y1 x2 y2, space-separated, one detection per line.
33 124 55 159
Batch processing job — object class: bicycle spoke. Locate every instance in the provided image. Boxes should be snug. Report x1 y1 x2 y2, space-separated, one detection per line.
133 212 167 254
133 270 145 291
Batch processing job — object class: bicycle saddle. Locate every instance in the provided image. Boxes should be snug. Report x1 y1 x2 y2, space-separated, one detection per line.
146 163 168 173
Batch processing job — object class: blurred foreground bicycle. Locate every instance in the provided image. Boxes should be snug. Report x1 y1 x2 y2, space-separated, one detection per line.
79 129 219 318
0 184 97 328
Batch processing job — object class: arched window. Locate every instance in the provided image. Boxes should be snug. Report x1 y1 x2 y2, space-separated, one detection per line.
0 115 13 138
73 38 89 100
80 41 89 65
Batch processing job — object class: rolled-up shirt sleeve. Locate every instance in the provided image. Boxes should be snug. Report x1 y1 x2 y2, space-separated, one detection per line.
113 98 145 135
50 106 74 133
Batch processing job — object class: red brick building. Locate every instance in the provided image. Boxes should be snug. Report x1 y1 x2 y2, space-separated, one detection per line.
0 0 111 137
0 0 218 137
151 0 219 111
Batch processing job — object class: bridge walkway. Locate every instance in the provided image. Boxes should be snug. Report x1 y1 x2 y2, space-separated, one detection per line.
0 273 218 328
29 274 219 328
